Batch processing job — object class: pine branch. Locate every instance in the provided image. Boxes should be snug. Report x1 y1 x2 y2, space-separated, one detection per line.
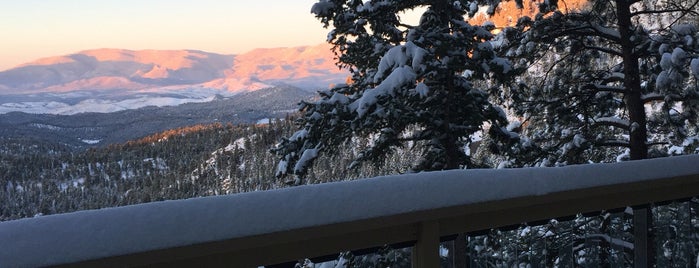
641 93 682 104
596 140 630 147
582 44 622 57
592 117 631 130
542 25 620 43
588 23 622 42
584 84 626 94
647 141 670 146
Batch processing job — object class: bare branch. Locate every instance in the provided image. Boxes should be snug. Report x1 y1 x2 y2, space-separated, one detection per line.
596 140 630 147
665 0 699 28
582 45 623 57
584 84 626 94
536 54 574 90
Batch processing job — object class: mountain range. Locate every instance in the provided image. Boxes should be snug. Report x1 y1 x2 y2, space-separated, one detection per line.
0 44 345 115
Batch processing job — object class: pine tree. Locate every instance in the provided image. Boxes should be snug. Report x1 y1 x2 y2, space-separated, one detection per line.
274 0 512 183
490 0 699 266
496 0 699 167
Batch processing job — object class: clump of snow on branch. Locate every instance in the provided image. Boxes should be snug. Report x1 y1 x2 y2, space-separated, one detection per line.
310 0 335 16
349 41 428 117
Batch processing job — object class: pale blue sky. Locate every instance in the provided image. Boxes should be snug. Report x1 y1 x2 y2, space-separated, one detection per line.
0 0 327 70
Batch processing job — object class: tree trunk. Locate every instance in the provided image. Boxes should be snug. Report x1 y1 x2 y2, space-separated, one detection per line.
616 0 653 266
616 0 648 160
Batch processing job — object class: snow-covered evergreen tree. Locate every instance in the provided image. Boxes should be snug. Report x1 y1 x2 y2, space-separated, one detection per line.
486 0 699 266
274 0 512 183
495 0 699 167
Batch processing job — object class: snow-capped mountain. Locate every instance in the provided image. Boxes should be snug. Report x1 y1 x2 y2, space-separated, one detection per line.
0 44 345 115
0 49 235 92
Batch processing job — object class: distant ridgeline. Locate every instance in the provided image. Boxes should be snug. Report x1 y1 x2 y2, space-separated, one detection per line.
0 86 315 149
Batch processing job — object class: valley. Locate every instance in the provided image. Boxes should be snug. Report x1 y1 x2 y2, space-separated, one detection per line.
0 86 314 148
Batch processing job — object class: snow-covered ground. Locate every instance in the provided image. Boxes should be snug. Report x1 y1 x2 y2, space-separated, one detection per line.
1 155 697 267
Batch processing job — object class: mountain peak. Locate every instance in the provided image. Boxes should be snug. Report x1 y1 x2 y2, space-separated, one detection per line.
0 44 346 94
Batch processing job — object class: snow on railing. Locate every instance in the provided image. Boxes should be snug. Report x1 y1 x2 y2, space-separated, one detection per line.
1 155 698 267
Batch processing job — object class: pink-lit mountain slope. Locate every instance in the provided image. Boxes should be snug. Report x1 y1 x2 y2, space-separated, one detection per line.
0 44 346 94
222 45 344 90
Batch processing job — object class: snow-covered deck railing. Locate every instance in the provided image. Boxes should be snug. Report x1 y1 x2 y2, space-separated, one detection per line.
2 155 699 267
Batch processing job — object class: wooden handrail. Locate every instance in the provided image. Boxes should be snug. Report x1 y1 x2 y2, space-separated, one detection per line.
1 155 698 267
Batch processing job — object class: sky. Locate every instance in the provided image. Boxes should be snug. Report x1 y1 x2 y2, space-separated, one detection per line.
0 0 328 71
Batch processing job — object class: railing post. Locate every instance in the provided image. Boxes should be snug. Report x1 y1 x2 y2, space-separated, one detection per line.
633 206 653 268
412 221 440 268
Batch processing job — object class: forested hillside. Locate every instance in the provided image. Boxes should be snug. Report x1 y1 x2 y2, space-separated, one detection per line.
0 118 424 221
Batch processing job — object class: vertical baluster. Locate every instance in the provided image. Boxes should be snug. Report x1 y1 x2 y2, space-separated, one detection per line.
633 205 652 268
608 212 615 268
692 198 698 267
687 199 692 266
